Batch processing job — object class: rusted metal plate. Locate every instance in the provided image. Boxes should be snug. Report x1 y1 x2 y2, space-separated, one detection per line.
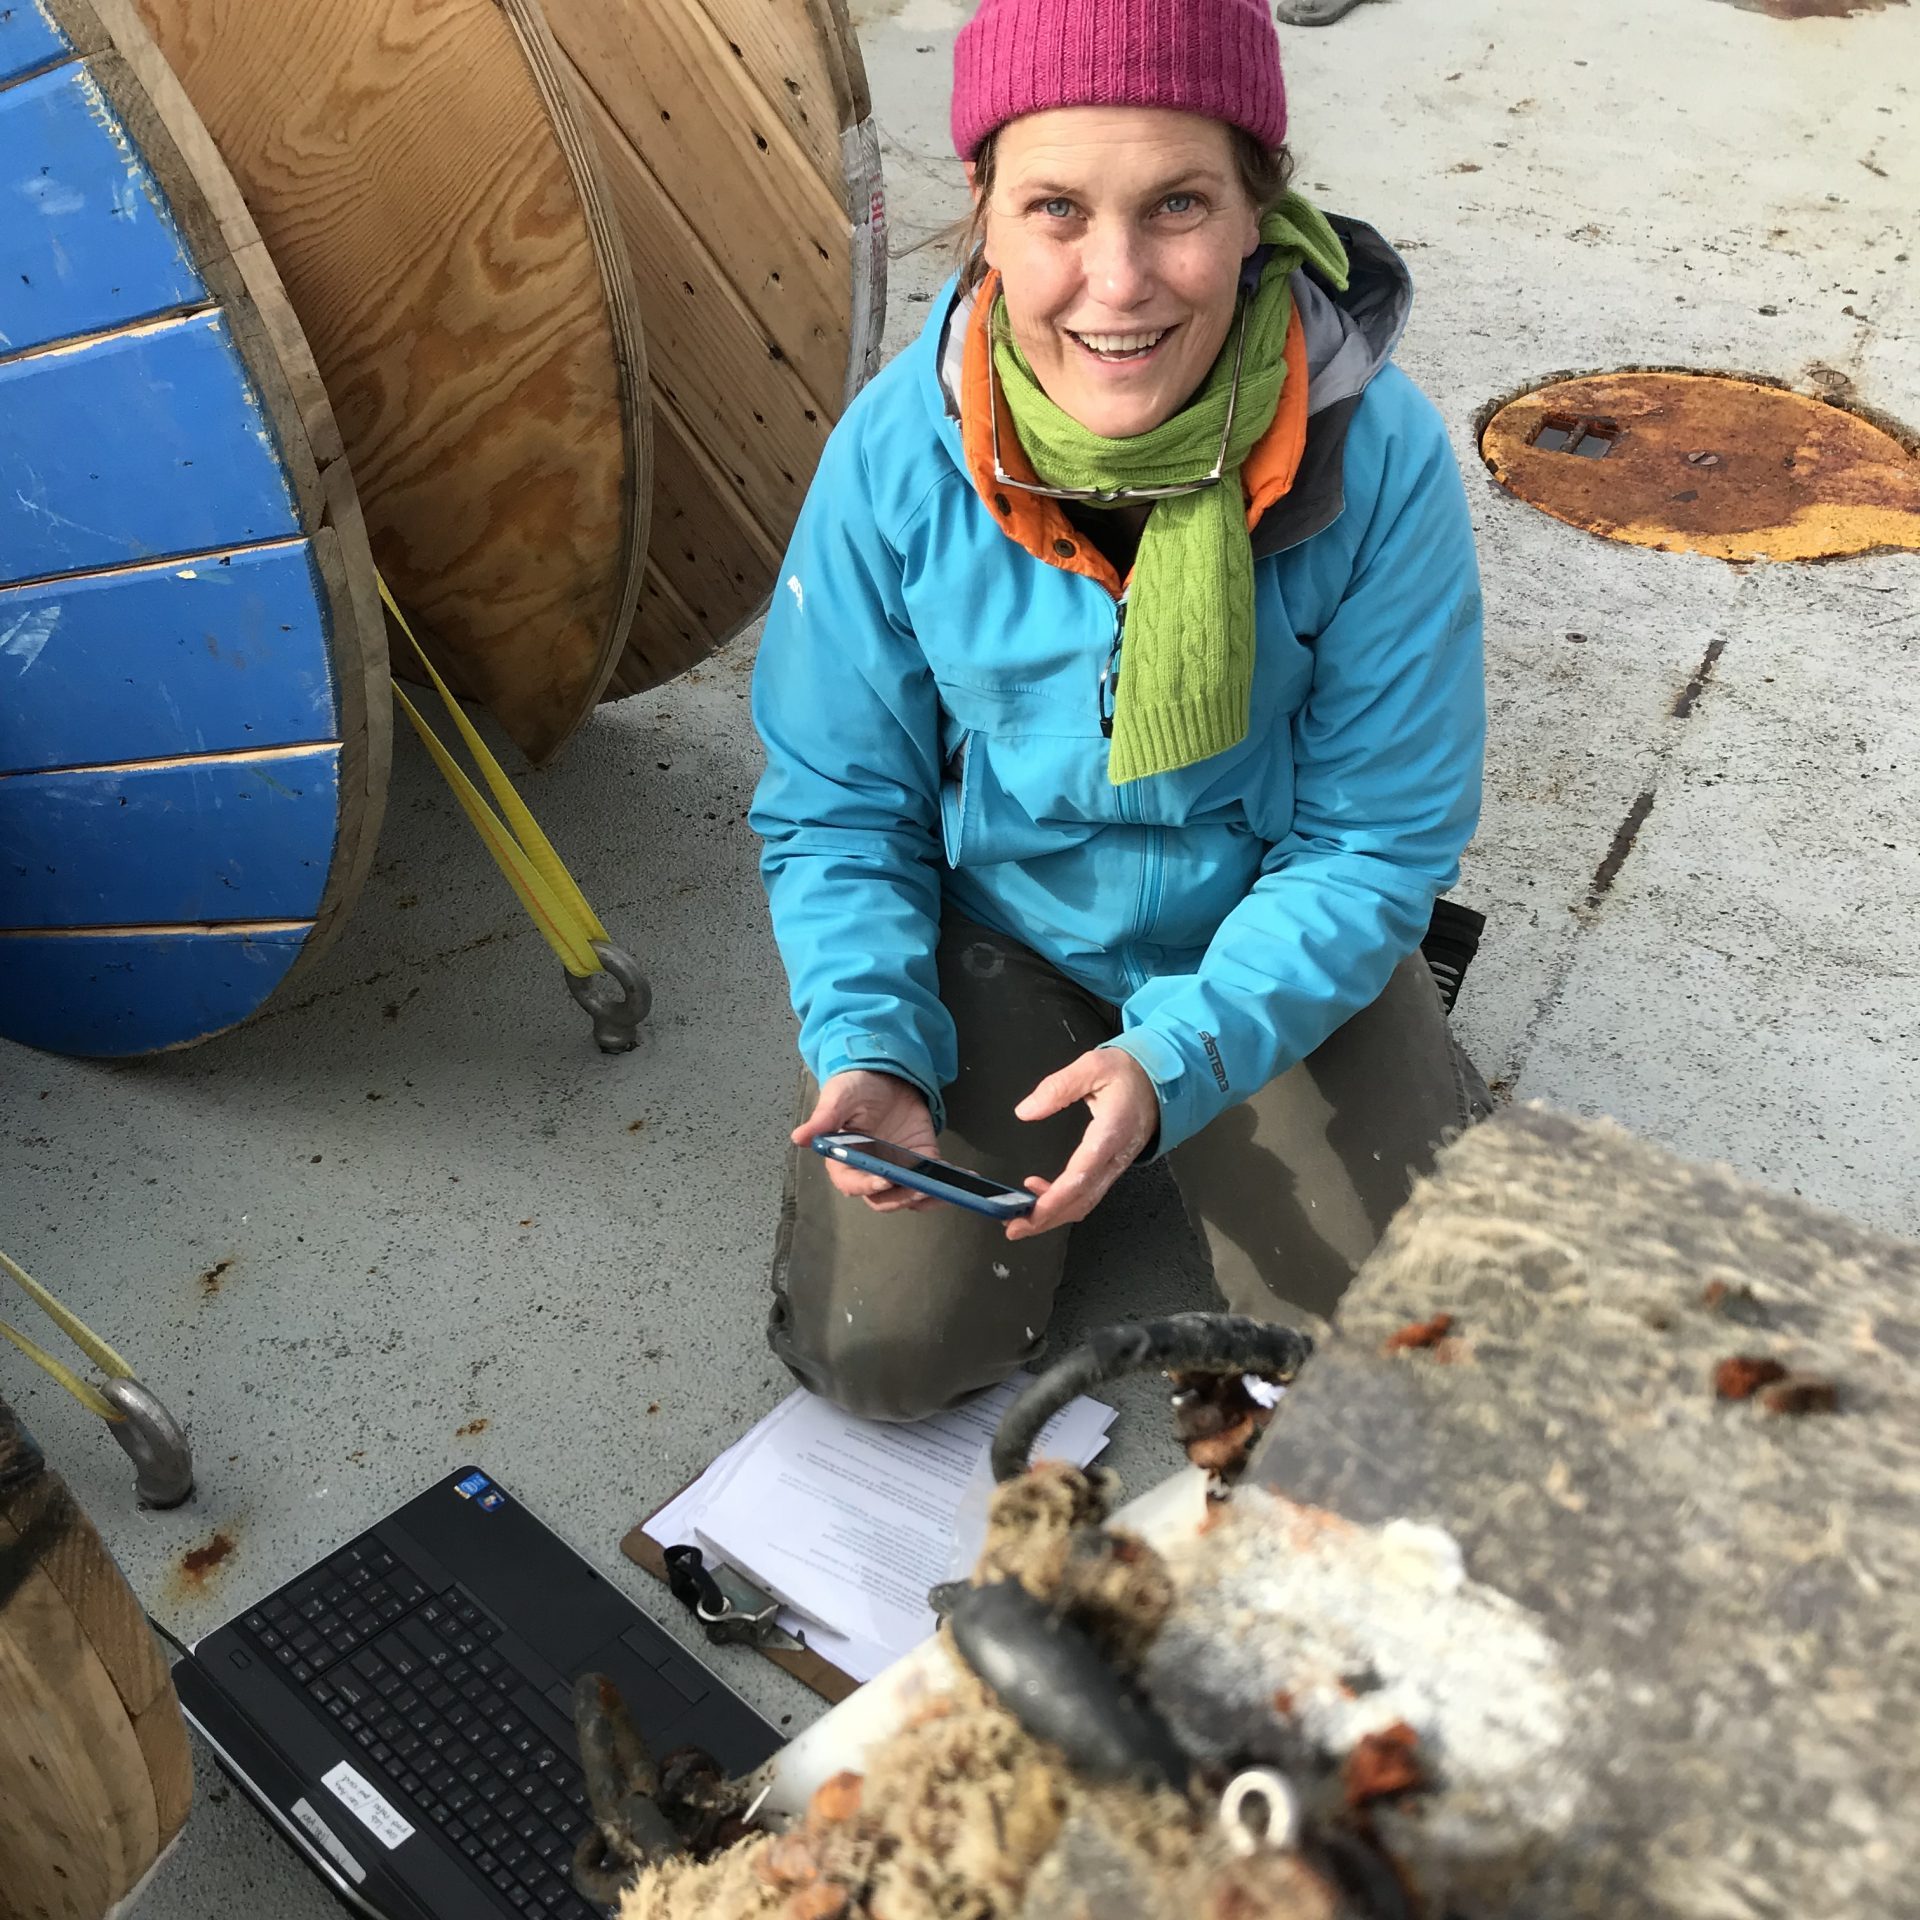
1480 371 1920 562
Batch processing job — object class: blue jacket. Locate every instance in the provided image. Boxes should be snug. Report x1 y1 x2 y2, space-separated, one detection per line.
751 218 1484 1154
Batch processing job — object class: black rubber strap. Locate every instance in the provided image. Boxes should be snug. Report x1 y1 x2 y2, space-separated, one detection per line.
991 1312 1313 1483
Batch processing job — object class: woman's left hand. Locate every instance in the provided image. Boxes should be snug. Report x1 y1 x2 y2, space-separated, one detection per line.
1005 1047 1159 1239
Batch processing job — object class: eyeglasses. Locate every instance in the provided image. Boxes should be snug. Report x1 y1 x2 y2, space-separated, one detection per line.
988 298 1252 506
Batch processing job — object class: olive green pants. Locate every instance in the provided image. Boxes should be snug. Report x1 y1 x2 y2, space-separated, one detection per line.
769 914 1488 1422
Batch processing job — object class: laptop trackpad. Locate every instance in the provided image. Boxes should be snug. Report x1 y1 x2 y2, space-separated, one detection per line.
552 1635 701 1749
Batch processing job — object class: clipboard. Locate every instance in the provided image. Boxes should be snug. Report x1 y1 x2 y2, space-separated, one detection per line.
617 1378 1114 1709
620 1495 862 1705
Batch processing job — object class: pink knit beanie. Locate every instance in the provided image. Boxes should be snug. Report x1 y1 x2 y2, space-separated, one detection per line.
951 0 1288 161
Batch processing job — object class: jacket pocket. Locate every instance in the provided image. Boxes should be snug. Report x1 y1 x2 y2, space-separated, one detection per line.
939 731 977 868
940 730 1103 869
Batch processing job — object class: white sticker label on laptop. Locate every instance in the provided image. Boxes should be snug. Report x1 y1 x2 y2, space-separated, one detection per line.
322 1762 415 1850
291 1796 367 1884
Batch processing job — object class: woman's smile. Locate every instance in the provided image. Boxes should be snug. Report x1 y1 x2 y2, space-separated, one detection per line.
1066 322 1180 370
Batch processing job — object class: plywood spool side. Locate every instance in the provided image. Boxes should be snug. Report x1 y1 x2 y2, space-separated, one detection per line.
544 0 886 699
130 0 651 765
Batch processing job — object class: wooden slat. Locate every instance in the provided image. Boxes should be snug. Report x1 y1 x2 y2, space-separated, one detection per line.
653 391 787 579
0 1509 162 1914
0 313 301 578
0 544 336 774
0 924 308 1056
641 410 775 633
0 61 207 356
0 1470 174 1725
299 454 388 970
572 78 831 528
0 1444 191 1886
688 0 848 181
129 0 649 764
810 0 871 125
617 587 706 704
547 0 883 700
0 745 341 927
0 0 72 86
605 400 781 696
132 1689 194 1849
628 567 711 689
547 0 850 347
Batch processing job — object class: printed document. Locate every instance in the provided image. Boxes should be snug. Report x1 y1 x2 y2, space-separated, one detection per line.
646 1375 1114 1683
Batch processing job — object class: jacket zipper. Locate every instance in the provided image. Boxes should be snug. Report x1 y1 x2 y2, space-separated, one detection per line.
1098 590 1129 754
1103 592 1137 817
1100 589 1162 984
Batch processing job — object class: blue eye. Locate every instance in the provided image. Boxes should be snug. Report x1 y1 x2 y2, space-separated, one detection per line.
1162 193 1198 215
1041 197 1076 219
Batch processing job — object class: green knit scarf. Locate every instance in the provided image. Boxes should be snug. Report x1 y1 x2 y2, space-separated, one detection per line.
993 197 1349 783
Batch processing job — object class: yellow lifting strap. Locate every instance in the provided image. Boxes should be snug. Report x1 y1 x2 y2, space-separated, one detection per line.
1 1250 196 1507
0 1247 131 1421
381 576 610 981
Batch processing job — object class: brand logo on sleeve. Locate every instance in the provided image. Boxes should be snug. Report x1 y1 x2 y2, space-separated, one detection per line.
1199 1032 1230 1093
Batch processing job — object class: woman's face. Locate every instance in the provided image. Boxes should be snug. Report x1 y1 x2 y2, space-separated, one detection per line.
980 107 1263 441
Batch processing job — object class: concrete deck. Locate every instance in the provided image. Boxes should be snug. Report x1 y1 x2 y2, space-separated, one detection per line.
2 0 1915 1910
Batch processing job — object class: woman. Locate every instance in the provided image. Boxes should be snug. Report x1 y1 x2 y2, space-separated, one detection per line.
751 0 1487 1421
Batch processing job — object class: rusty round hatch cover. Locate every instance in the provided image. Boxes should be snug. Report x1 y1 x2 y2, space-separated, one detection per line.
1480 372 1920 561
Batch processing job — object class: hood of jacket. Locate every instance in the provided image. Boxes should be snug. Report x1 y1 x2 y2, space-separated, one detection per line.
927 212 1414 560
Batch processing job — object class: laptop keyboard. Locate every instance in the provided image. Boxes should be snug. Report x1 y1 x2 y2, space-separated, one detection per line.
240 1539 605 1917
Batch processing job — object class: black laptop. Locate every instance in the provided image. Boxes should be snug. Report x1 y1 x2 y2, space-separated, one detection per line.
172 1466 782 1919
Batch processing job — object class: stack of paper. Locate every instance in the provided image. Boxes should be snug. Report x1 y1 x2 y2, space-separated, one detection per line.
645 1377 1116 1684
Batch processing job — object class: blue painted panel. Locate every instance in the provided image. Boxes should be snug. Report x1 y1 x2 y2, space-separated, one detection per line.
0 745 340 926
0 1 68 89
0 63 207 356
0 313 299 581
0 925 307 1056
0 544 339 773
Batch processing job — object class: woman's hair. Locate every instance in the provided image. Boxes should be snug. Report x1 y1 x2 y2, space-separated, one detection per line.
949 126 1295 295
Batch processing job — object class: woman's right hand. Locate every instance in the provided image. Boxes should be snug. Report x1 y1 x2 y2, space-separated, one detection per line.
794 1070 941 1212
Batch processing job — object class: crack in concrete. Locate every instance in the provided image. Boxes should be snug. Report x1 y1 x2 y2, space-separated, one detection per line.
1501 629 1733 1085
1670 636 1730 720
251 926 526 1024
1584 790 1659 909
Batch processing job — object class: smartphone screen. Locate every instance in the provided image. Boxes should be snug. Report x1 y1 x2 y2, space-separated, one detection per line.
830 1137 1022 1201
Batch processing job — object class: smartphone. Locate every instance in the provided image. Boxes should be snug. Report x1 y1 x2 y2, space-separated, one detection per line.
811 1133 1037 1219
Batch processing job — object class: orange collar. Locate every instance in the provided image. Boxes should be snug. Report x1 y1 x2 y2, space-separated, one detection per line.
960 270 1311 598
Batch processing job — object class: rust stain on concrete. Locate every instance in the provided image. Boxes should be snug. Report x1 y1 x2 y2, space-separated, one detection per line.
178 1529 236 1586
1481 371 1920 561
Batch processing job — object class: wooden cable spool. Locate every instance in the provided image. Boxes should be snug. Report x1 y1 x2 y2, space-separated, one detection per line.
545 0 887 698
0 0 389 1058
0 1400 192 1920
130 0 652 765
